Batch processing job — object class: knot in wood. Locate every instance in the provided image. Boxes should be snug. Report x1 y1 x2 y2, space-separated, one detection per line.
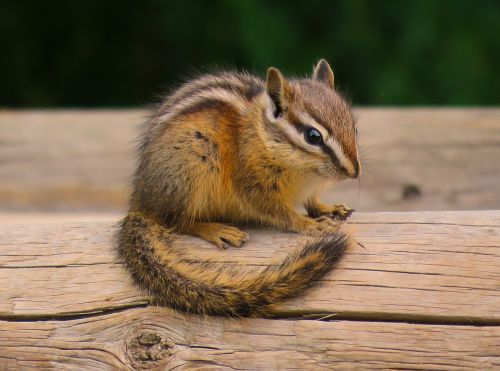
126 331 174 368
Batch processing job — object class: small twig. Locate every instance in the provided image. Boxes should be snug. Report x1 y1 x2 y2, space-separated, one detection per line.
355 239 367 250
316 313 338 321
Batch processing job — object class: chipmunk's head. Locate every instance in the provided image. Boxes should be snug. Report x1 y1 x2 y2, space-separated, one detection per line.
263 59 360 180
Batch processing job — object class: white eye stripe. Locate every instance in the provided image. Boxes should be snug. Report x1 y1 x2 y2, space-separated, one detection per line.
278 120 322 154
266 107 357 174
298 112 355 174
325 136 353 173
264 100 321 154
296 112 328 139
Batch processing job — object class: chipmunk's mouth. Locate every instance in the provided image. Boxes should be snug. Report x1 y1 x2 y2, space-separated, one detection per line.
316 166 347 181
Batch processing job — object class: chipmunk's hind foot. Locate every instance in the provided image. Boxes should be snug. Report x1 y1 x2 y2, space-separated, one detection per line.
187 222 249 249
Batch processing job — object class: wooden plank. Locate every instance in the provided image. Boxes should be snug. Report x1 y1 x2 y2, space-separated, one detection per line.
0 307 498 370
341 108 500 212
1 211 499 322
0 110 139 212
1 108 499 212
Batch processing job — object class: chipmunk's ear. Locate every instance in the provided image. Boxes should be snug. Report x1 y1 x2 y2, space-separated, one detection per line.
313 59 334 89
266 67 289 119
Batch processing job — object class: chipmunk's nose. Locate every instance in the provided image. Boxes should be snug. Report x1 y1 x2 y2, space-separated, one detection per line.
349 159 361 179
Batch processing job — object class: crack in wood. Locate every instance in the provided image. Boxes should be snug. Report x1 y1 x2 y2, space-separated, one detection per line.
282 310 500 326
2 305 500 327
0 303 149 322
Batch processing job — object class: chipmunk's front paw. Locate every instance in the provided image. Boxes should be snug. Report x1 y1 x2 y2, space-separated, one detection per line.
329 204 355 221
306 202 355 221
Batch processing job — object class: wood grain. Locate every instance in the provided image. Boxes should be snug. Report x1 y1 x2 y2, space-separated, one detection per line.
1 307 499 370
1 108 499 212
1 211 499 369
1 211 498 322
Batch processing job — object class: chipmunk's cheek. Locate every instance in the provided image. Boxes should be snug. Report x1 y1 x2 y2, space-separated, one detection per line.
316 164 336 179
329 167 349 181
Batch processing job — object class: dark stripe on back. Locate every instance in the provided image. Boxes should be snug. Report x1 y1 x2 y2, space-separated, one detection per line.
166 73 265 120
167 74 263 110
174 99 234 118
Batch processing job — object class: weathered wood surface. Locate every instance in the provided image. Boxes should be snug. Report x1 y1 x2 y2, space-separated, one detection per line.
1 308 499 370
1 211 499 369
2 211 499 320
1 108 499 212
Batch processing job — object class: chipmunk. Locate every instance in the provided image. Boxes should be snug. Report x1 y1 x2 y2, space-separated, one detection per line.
117 59 360 317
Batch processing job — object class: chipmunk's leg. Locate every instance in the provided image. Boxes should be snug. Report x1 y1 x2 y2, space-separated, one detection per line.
305 196 355 221
292 213 342 235
282 209 341 236
254 200 341 236
185 222 249 249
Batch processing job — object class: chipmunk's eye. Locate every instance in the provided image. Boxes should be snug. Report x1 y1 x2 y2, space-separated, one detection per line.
304 127 323 145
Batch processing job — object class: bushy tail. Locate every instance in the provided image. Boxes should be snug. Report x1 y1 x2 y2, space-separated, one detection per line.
117 212 349 317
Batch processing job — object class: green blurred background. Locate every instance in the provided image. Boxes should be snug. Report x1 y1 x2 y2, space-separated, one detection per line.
1 0 499 107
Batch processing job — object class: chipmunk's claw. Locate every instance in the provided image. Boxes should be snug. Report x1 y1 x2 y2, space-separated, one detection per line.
330 204 355 221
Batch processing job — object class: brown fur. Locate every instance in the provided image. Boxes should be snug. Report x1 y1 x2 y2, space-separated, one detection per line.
117 59 360 316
